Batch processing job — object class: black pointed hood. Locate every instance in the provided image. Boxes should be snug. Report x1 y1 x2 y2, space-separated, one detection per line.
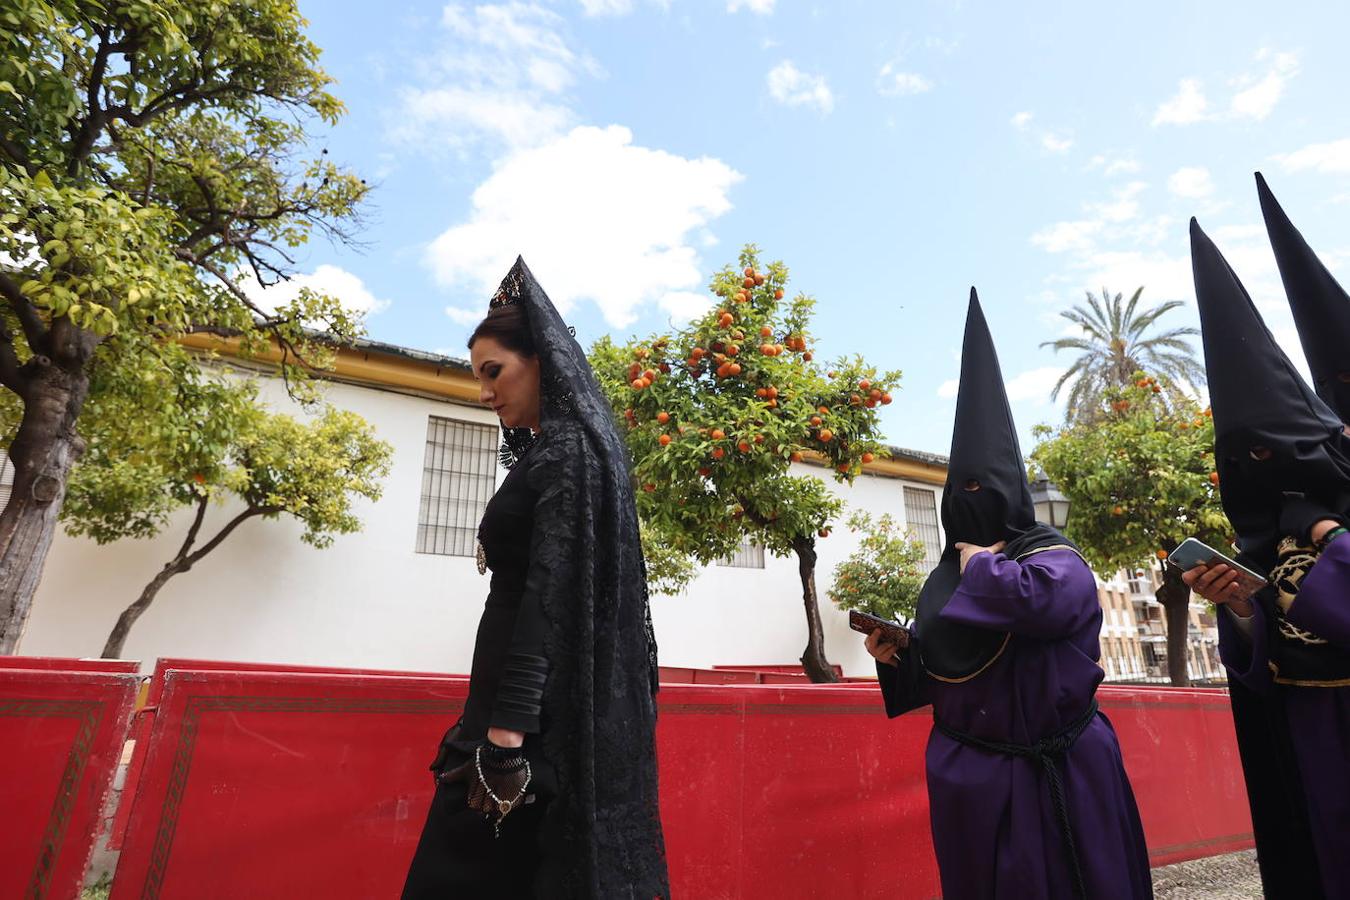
914 290 1077 682
1257 172 1350 420
942 289 1037 547
1189 218 1350 567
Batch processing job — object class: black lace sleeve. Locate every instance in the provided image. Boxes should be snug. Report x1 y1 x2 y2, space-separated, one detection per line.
488 452 575 733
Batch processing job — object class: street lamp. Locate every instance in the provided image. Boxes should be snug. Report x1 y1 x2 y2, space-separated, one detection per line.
1030 477 1071 529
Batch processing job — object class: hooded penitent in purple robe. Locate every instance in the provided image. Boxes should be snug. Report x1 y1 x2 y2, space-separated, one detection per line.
875 292 1152 900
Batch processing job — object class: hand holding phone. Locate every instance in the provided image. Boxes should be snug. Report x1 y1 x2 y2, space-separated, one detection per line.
1167 537 1267 605
848 610 910 648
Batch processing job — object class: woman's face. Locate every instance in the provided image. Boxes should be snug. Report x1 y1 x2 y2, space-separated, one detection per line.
470 336 541 430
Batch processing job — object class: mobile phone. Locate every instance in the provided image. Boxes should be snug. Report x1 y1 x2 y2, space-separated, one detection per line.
1166 537 1268 602
848 610 910 648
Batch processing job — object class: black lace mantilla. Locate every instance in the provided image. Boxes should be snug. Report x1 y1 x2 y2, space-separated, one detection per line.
491 257 667 897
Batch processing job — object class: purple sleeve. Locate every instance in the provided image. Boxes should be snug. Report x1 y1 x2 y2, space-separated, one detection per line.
1216 603 1273 692
1286 534 1350 649
937 548 1099 640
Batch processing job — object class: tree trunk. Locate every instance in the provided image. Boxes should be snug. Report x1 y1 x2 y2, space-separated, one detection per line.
1154 552 1192 687
102 563 186 659
791 536 839 683
0 360 92 654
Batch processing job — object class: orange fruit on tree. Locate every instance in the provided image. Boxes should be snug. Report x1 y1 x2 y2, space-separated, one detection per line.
659 434 672 446
818 528 831 538
810 416 822 426
710 428 726 440
643 369 657 381
743 276 755 288
712 447 725 460
859 379 872 392
744 266 755 277
803 351 813 362
767 398 778 408
727 344 739 356
1155 549 1168 560
692 347 705 359
738 440 751 453
754 434 765 444
861 452 875 464
790 451 803 462
735 292 747 303
698 467 712 477
657 411 670 424
756 387 768 398
774 288 784 300
643 483 656 493
818 429 834 442
728 363 742 376
880 392 891 404
631 379 644 390
766 386 778 399
869 389 882 400
827 371 837 378
760 343 774 356
1209 471 1220 485
818 406 830 415
850 393 862 406
753 274 765 286
838 463 850 473
760 326 773 337
1112 506 1124 516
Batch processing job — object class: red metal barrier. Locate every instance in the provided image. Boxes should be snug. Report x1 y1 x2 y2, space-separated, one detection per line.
106 659 464 852
107 665 1252 899
0 656 139 673
1 667 138 900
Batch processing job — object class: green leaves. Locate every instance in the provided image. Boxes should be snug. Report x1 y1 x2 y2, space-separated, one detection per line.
1031 374 1231 576
827 511 927 623
588 244 901 568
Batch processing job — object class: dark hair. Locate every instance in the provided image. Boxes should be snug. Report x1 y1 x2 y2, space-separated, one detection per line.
467 304 535 356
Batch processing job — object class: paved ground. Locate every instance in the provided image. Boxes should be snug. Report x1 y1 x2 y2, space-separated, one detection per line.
1153 850 1262 899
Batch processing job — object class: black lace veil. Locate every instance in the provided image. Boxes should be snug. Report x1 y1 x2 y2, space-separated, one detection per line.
488 258 668 898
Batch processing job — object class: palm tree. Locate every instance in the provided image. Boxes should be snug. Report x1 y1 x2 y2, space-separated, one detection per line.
1042 286 1204 423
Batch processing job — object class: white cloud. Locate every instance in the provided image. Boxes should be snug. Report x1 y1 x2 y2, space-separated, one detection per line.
1088 155 1141 176
659 290 715 322
445 306 483 326
1010 111 1033 130
1004 366 1065 404
766 61 834 114
1167 166 1215 199
389 4 595 152
1230 50 1299 122
1153 50 1300 128
1031 220 1102 254
579 0 634 14
1089 181 1148 223
876 63 932 97
937 379 959 399
1041 132 1073 154
242 265 390 317
728 0 775 13
393 86 572 151
1152 78 1209 126
426 125 742 328
1273 138 1350 175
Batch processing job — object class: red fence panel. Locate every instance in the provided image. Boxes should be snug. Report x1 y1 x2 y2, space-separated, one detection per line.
1099 686 1254 865
0 656 139 673
107 669 1251 899
110 670 467 900
0 668 138 900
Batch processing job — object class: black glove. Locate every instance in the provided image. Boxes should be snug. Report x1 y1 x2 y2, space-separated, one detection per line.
439 741 532 832
1278 493 1347 545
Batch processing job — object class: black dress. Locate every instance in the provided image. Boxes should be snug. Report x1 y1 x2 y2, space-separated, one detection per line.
401 451 561 898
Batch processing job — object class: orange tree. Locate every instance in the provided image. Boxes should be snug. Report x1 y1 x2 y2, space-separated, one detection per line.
1030 373 1231 685
589 245 900 682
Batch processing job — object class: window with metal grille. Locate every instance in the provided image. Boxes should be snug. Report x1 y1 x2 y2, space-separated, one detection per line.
416 417 499 556
0 451 12 512
718 538 766 568
902 486 942 573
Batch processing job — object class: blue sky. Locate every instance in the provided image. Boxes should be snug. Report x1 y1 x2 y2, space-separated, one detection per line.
277 0 1350 455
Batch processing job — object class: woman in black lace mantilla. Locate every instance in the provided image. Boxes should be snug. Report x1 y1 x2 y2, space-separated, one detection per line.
401 258 669 899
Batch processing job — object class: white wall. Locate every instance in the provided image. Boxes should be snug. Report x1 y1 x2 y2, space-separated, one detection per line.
17 374 943 678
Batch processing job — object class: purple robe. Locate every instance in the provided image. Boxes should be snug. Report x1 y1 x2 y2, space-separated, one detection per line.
1218 536 1350 899
878 548 1152 900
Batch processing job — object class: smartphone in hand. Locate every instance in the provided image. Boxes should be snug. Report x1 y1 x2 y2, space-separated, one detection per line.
1166 537 1268 603
848 610 910 648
